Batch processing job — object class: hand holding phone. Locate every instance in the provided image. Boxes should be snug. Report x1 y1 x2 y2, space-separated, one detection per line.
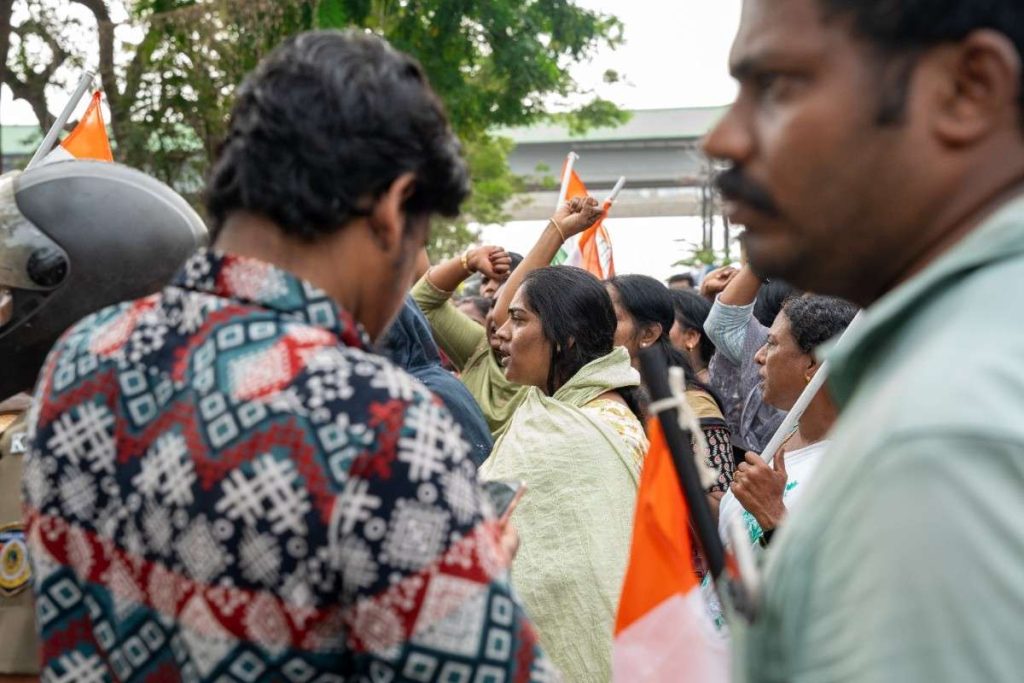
482 479 526 523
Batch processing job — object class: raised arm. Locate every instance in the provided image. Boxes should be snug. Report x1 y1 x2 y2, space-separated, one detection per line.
704 265 764 366
425 245 511 295
492 196 604 327
719 264 762 307
412 246 511 368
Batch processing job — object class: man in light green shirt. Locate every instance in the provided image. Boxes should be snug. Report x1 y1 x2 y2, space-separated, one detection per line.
703 0 1024 680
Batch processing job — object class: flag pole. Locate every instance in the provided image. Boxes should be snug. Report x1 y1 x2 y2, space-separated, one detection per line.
640 345 759 620
556 151 579 208
604 175 626 207
26 71 95 170
639 347 726 577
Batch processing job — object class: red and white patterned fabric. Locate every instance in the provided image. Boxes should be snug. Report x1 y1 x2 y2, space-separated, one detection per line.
23 249 559 682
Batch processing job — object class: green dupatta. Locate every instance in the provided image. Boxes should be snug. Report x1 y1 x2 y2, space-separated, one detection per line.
479 347 642 682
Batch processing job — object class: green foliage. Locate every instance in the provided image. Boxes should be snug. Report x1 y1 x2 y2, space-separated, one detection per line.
558 97 631 136
12 0 625 253
673 231 742 269
673 239 725 268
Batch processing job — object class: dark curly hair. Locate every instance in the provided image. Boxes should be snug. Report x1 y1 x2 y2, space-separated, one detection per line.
521 267 643 420
781 295 859 357
205 29 470 240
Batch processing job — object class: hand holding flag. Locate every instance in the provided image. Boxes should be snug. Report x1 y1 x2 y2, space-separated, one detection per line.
552 195 604 239
550 151 621 278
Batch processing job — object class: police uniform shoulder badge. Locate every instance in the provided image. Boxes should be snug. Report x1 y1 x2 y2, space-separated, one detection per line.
0 523 30 596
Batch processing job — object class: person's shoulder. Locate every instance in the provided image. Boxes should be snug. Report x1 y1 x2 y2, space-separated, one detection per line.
56 299 139 351
685 388 724 421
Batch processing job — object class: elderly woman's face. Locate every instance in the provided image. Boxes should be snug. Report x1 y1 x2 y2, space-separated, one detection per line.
494 288 552 390
754 311 812 411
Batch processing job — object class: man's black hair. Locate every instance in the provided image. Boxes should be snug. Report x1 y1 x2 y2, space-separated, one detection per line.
508 252 525 273
782 295 859 357
668 273 696 287
206 29 469 240
819 1 1024 126
754 279 800 329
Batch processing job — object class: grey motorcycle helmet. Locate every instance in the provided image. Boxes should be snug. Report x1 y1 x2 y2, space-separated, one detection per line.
0 160 208 397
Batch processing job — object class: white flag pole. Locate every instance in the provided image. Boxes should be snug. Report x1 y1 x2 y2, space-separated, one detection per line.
26 70 96 170
556 151 579 209
603 175 626 207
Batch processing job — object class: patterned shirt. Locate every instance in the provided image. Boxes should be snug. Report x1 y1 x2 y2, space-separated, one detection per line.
23 249 558 682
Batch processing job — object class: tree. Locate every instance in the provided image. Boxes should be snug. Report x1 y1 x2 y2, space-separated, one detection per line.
2 0 627 256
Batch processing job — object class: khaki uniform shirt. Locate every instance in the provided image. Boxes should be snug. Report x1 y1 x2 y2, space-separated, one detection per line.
0 395 39 676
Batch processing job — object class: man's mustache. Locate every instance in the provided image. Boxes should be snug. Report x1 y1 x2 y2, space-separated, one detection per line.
715 167 781 218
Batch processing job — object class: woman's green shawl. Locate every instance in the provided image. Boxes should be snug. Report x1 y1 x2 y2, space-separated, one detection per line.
479 347 642 682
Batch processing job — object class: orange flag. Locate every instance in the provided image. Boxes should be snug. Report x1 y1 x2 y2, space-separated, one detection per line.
555 165 616 278
613 419 728 681
57 91 113 162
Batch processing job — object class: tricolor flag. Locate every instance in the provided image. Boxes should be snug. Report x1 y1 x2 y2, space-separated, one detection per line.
42 91 113 164
613 419 729 682
551 158 616 279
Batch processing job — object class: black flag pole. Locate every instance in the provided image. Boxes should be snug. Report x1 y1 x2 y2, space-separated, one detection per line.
639 345 756 618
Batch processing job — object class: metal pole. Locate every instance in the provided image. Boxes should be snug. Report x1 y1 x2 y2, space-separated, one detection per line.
556 151 579 208
26 70 95 170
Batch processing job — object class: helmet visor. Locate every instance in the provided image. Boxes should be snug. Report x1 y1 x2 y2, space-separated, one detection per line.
0 171 70 291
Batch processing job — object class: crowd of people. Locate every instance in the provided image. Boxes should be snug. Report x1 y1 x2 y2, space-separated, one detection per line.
3 0 1024 681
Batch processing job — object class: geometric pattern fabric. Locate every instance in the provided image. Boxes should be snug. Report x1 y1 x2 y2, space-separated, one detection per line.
25 250 559 682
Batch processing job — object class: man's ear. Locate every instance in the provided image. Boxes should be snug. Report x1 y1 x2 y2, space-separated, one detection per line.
927 29 1022 147
367 172 417 252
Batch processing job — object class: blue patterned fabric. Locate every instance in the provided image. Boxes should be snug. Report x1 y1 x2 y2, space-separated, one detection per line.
380 297 493 467
23 249 558 682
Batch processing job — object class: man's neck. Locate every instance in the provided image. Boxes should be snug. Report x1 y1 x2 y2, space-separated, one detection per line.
863 160 1024 306
213 212 362 314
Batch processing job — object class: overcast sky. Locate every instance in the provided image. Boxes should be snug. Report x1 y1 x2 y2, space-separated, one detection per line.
0 1 742 125
572 0 741 110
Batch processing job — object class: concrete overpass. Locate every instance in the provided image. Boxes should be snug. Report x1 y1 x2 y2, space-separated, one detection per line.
499 106 728 221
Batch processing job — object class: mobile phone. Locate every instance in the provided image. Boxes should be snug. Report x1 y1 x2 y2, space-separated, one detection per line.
482 479 526 521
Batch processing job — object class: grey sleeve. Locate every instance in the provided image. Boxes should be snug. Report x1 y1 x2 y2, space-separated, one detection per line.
704 298 757 366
